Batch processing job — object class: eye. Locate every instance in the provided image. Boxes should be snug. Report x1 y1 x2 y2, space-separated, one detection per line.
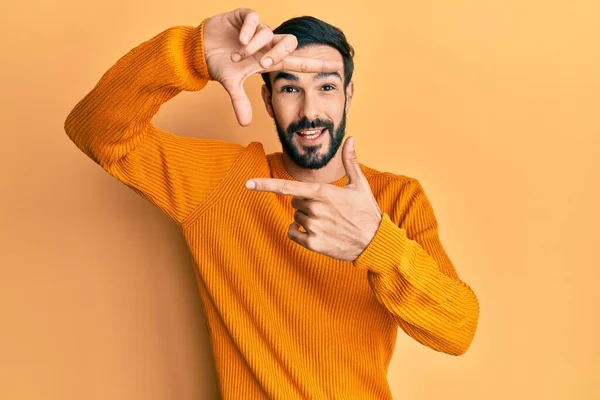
281 86 298 93
322 84 335 91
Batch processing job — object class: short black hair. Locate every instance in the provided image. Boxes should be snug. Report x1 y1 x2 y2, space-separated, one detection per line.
261 16 354 92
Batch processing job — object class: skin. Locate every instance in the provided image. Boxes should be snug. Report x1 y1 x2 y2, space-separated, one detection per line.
246 137 383 261
260 45 354 184
204 8 344 126
207 8 381 259
253 46 383 261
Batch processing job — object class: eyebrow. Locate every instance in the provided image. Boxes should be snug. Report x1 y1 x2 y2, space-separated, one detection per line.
272 71 342 84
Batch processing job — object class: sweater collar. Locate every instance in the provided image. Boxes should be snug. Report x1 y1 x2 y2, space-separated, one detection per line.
268 152 349 188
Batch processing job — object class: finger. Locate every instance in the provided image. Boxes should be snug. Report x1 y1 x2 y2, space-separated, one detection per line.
288 222 309 245
245 178 320 198
341 136 367 187
258 34 297 68
266 56 344 74
293 210 314 233
222 78 252 126
236 8 260 45
290 196 312 214
235 23 274 61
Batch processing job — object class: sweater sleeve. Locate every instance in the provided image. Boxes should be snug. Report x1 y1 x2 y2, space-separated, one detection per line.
352 178 480 356
64 20 246 224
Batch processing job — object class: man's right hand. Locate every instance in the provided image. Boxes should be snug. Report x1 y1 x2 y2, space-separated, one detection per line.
202 8 344 126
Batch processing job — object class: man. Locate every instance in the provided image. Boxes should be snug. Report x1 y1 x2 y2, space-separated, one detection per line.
65 7 479 399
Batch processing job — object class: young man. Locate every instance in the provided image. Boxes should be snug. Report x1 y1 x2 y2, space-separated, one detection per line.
65 7 479 399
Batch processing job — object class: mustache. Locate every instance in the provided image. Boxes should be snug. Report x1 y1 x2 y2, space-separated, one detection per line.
287 117 334 133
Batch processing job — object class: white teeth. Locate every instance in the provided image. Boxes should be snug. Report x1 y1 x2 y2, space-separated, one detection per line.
297 129 324 139
299 129 321 135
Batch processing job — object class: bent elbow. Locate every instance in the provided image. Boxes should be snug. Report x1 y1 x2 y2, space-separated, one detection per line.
446 309 479 356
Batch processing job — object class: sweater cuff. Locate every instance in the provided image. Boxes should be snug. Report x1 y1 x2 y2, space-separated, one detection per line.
183 18 213 81
352 213 411 275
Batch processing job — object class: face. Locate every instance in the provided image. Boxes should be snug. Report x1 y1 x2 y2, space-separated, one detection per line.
261 45 354 170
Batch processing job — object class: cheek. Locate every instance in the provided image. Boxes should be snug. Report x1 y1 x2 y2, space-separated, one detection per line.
273 98 297 123
325 100 344 123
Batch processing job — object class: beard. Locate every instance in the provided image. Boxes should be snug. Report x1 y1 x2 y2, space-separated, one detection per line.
273 103 347 170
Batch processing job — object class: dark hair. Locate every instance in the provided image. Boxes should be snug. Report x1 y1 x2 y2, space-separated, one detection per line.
261 16 355 92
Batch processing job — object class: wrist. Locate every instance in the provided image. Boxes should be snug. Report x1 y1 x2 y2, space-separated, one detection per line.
184 18 213 81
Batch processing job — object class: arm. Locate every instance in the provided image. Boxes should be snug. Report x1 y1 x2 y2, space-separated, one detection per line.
64 21 246 224
353 178 480 356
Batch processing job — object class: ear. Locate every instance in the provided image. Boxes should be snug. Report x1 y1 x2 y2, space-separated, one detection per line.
345 81 354 114
261 84 275 118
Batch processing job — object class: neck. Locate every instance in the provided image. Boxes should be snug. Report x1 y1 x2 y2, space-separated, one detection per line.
281 150 346 184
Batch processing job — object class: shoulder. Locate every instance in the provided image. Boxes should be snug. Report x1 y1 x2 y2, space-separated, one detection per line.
360 163 433 223
360 162 417 190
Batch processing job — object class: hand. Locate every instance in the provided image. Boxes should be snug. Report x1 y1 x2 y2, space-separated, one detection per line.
203 8 344 126
245 137 383 262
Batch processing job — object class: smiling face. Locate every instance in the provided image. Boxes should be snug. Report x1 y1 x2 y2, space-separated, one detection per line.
261 45 354 170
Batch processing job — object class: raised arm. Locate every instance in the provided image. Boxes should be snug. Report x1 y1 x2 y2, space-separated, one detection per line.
65 8 343 224
64 22 246 224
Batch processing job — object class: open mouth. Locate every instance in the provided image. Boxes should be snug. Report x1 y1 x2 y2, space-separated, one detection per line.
295 128 327 142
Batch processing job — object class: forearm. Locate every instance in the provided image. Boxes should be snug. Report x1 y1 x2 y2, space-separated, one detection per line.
354 213 479 355
64 23 210 168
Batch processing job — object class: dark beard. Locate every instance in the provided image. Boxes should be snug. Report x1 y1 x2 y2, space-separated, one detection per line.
273 103 347 170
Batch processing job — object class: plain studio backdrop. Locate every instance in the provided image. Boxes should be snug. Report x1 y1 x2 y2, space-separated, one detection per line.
1 0 598 399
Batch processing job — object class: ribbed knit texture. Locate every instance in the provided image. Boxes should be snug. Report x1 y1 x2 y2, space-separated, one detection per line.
65 20 479 399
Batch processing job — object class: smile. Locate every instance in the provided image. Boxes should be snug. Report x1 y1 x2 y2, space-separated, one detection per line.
295 128 326 141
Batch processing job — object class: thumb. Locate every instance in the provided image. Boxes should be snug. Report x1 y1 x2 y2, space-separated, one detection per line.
223 77 252 126
342 136 366 187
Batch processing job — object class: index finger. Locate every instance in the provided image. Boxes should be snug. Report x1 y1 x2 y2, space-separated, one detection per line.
246 178 321 198
235 8 260 45
266 57 344 74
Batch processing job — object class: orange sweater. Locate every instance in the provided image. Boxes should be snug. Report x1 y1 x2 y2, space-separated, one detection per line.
65 21 479 399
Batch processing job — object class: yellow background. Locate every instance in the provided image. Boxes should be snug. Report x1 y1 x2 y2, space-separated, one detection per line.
1 0 599 398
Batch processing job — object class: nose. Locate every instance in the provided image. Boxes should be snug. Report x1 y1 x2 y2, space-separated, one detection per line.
298 91 321 122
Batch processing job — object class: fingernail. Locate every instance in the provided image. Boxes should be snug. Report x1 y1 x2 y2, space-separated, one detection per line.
231 52 242 62
240 34 248 44
349 137 355 150
262 57 273 68
245 180 256 189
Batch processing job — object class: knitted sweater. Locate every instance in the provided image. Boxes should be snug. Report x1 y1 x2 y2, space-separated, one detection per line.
64 20 479 400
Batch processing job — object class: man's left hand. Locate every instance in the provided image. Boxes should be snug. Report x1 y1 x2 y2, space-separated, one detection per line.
245 137 383 261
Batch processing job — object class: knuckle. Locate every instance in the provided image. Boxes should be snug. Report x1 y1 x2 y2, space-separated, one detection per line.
305 235 314 248
306 235 318 250
308 203 321 216
304 223 314 235
315 185 327 198
305 202 315 215
280 182 291 195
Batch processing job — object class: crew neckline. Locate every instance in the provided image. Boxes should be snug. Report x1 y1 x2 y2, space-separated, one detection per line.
269 152 351 188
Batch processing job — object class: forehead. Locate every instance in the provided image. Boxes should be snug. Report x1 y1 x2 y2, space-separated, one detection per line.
289 44 343 62
270 44 344 83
